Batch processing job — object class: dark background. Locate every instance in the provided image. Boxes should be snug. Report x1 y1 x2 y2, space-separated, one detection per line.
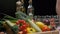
0 0 57 17
33 0 57 16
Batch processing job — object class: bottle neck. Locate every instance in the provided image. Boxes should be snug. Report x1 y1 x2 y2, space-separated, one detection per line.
29 0 32 4
29 3 32 6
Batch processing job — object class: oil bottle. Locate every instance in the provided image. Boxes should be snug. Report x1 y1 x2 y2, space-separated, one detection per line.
16 0 22 11
20 0 26 13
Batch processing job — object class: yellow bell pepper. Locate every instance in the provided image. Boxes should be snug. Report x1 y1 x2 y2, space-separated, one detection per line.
36 22 45 28
26 27 36 33
36 22 51 31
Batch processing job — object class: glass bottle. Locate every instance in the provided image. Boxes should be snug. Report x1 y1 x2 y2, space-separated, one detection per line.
16 0 22 11
27 0 34 19
15 0 22 19
20 0 26 13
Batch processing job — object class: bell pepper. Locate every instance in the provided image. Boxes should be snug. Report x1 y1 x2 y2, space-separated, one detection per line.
26 27 36 33
16 20 27 30
23 29 27 34
18 29 27 34
35 22 51 32
42 25 51 32
18 31 23 34
36 22 45 29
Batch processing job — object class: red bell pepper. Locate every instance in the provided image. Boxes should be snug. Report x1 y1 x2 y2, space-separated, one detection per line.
16 20 27 31
18 29 27 34
42 25 51 32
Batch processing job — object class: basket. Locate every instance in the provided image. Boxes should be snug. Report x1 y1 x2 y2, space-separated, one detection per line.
27 30 59 34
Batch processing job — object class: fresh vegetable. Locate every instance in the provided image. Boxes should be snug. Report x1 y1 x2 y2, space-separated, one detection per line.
18 31 23 34
15 11 27 19
3 14 17 20
41 25 51 32
16 20 28 30
36 22 45 28
18 30 27 34
0 21 6 33
26 27 36 33
23 29 27 34
5 20 18 34
3 15 18 23
3 22 14 34
36 22 51 31
15 11 42 32
5 20 16 27
16 20 27 25
27 19 42 32
48 25 52 29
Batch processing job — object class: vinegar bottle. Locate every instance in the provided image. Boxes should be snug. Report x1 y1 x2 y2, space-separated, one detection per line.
27 0 34 19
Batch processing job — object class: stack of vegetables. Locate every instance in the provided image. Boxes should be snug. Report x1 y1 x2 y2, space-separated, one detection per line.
0 12 57 34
